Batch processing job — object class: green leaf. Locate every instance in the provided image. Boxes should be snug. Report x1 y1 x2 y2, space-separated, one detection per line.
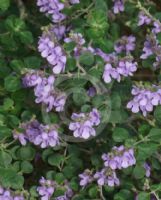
24 56 42 69
19 31 34 44
0 0 10 11
133 165 145 179
154 106 161 121
88 186 98 198
17 146 36 161
21 161 33 174
0 126 12 140
79 51 95 66
4 75 21 92
0 167 24 189
113 127 129 142
148 128 161 142
137 143 159 160
3 98 14 111
0 151 12 167
48 154 64 167
137 192 150 200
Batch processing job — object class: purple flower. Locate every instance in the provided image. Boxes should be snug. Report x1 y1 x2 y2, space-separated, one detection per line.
23 71 66 112
69 108 100 139
38 31 66 74
94 168 120 187
51 25 66 40
34 125 59 148
138 12 152 26
13 120 60 148
113 0 124 14
37 0 66 23
127 86 161 116
102 146 136 170
152 21 161 34
79 170 93 187
144 163 151 177
37 177 55 200
0 186 24 200
114 35 136 53
103 63 121 83
140 34 157 59
87 87 96 97
117 59 137 77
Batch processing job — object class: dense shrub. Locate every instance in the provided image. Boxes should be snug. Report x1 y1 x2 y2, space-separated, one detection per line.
0 0 161 199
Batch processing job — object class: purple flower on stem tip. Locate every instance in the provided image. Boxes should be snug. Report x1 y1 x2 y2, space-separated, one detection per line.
138 12 152 26
127 86 161 116
79 169 93 187
102 146 136 170
13 119 60 148
87 87 96 97
69 108 100 139
114 35 136 53
94 168 120 187
152 21 161 34
144 163 151 177
37 177 55 200
37 0 66 23
23 71 66 112
38 31 66 74
103 63 121 83
113 0 124 14
0 186 24 200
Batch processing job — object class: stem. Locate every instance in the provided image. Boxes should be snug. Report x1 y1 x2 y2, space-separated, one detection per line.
16 0 27 19
99 186 106 200
76 60 87 74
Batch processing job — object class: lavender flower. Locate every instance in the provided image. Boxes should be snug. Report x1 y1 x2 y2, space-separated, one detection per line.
37 0 66 23
102 146 136 170
102 58 137 83
22 71 66 112
13 119 60 148
114 35 136 53
127 86 161 116
69 108 100 139
144 163 151 177
94 168 120 187
38 31 66 74
0 186 24 200
152 21 161 34
51 25 66 40
87 87 96 97
138 12 152 26
140 34 157 59
37 177 55 200
113 0 124 14
79 169 93 187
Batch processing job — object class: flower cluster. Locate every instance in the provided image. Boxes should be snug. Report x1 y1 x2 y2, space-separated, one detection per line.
38 31 67 74
113 0 125 14
94 168 120 187
37 177 73 200
0 186 24 200
37 0 66 23
102 57 137 83
102 146 136 170
79 145 135 188
22 70 66 112
127 86 161 116
69 108 100 139
138 11 161 34
114 35 136 54
13 119 60 148
140 34 161 68
138 12 152 26
37 177 56 200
